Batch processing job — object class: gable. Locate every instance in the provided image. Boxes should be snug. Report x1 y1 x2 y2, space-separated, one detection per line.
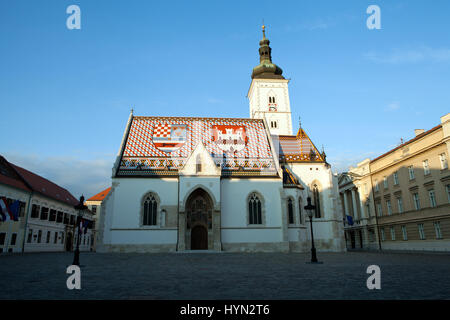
277 128 325 163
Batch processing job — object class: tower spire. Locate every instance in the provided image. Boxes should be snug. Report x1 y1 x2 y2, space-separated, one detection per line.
251 24 284 79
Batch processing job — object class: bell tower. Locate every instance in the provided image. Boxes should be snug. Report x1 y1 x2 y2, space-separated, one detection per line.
247 25 293 136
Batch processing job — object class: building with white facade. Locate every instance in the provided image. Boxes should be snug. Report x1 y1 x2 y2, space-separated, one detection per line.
86 187 111 251
97 26 345 253
0 155 94 253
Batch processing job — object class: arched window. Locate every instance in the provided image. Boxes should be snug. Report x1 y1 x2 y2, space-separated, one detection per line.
313 185 321 218
143 194 158 225
248 193 262 224
298 197 303 224
288 198 294 224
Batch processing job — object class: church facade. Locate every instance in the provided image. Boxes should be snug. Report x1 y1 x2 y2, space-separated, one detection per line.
97 27 345 253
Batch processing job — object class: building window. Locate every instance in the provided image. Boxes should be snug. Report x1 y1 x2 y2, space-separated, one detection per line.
313 185 321 218
386 200 392 215
393 172 399 185
54 231 58 244
64 213 69 224
248 193 262 225
49 209 56 222
408 166 415 180
31 204 40 218
61 232 64 244
376 203 382 216
0 233 5 245
401 225 408 240
91 206 97 214
383 176 388 189
40 207 49 220
56 211 63 223
143 194 158 226
10 233 17 246
27 229 33 243
413 193 421 210
390 227 396 240
298 198 303 224
434 221 442 239
428 189 437 208
46 231 51 243
447 185 450 203
366 203 370 217
440 153 448 169
423 160 430 175
37 230 42 243
19 202 26 217
397 197 403 214
70 215 75 226
380 228 385 241
418 224 425 240
288 198 294 224
374 180 379 192
270 121 278 129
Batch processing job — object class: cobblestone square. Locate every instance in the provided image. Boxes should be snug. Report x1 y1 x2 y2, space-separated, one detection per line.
1 251 449 300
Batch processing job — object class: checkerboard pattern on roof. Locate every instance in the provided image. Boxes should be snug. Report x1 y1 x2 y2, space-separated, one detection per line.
278 134 323 162
120 117 276 173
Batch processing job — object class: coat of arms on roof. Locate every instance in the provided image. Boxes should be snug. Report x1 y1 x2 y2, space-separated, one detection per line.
153 123 187 153
212 125 247 153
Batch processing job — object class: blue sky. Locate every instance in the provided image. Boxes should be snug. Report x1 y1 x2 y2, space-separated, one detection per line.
1 0 449 198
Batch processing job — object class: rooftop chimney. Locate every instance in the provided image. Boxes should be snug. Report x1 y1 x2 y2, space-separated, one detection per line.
414 129 425 136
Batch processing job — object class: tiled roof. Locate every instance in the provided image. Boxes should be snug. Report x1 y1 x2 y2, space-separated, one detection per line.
87 187 111 202
0 156 31 192
282 166 304 189
117 116 278 176
278 128 324 162
11 163 78 206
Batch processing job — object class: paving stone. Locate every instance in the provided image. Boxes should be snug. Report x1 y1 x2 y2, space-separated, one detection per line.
1 251 449 299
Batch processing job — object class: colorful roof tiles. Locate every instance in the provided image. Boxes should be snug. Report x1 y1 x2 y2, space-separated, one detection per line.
278 128 325 163
117 116 278 176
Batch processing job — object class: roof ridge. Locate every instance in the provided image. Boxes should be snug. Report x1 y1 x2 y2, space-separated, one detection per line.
371 124 442 162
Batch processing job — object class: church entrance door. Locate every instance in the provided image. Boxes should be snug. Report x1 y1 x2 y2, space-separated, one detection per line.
185 188 213 250
191 225 208 250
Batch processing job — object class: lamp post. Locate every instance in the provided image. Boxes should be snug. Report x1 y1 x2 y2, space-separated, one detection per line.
73 195 87 266
304 196 319 263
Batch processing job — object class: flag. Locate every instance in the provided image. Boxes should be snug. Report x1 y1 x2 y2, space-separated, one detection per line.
346 215 354 226
0 204 6 222
9 200 20 221
0 198 11 221
83 219 89 234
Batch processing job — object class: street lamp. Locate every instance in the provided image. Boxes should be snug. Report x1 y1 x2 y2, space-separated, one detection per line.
73 195 87 266
304 196 319 263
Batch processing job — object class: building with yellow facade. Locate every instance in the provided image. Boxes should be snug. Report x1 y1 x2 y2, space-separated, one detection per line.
339 113 450 252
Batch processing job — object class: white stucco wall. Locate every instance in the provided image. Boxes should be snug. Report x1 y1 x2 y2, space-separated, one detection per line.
220 178 284 243
106 177 179 245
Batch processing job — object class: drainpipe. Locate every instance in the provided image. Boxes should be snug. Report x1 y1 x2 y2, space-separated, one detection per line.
370 175 382 251
21 191 34 253
176 176 180 251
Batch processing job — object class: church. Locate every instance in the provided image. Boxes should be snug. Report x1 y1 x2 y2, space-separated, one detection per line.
97 26 345 253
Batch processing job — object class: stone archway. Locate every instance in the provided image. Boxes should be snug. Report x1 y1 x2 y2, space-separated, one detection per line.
185 188 213 250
